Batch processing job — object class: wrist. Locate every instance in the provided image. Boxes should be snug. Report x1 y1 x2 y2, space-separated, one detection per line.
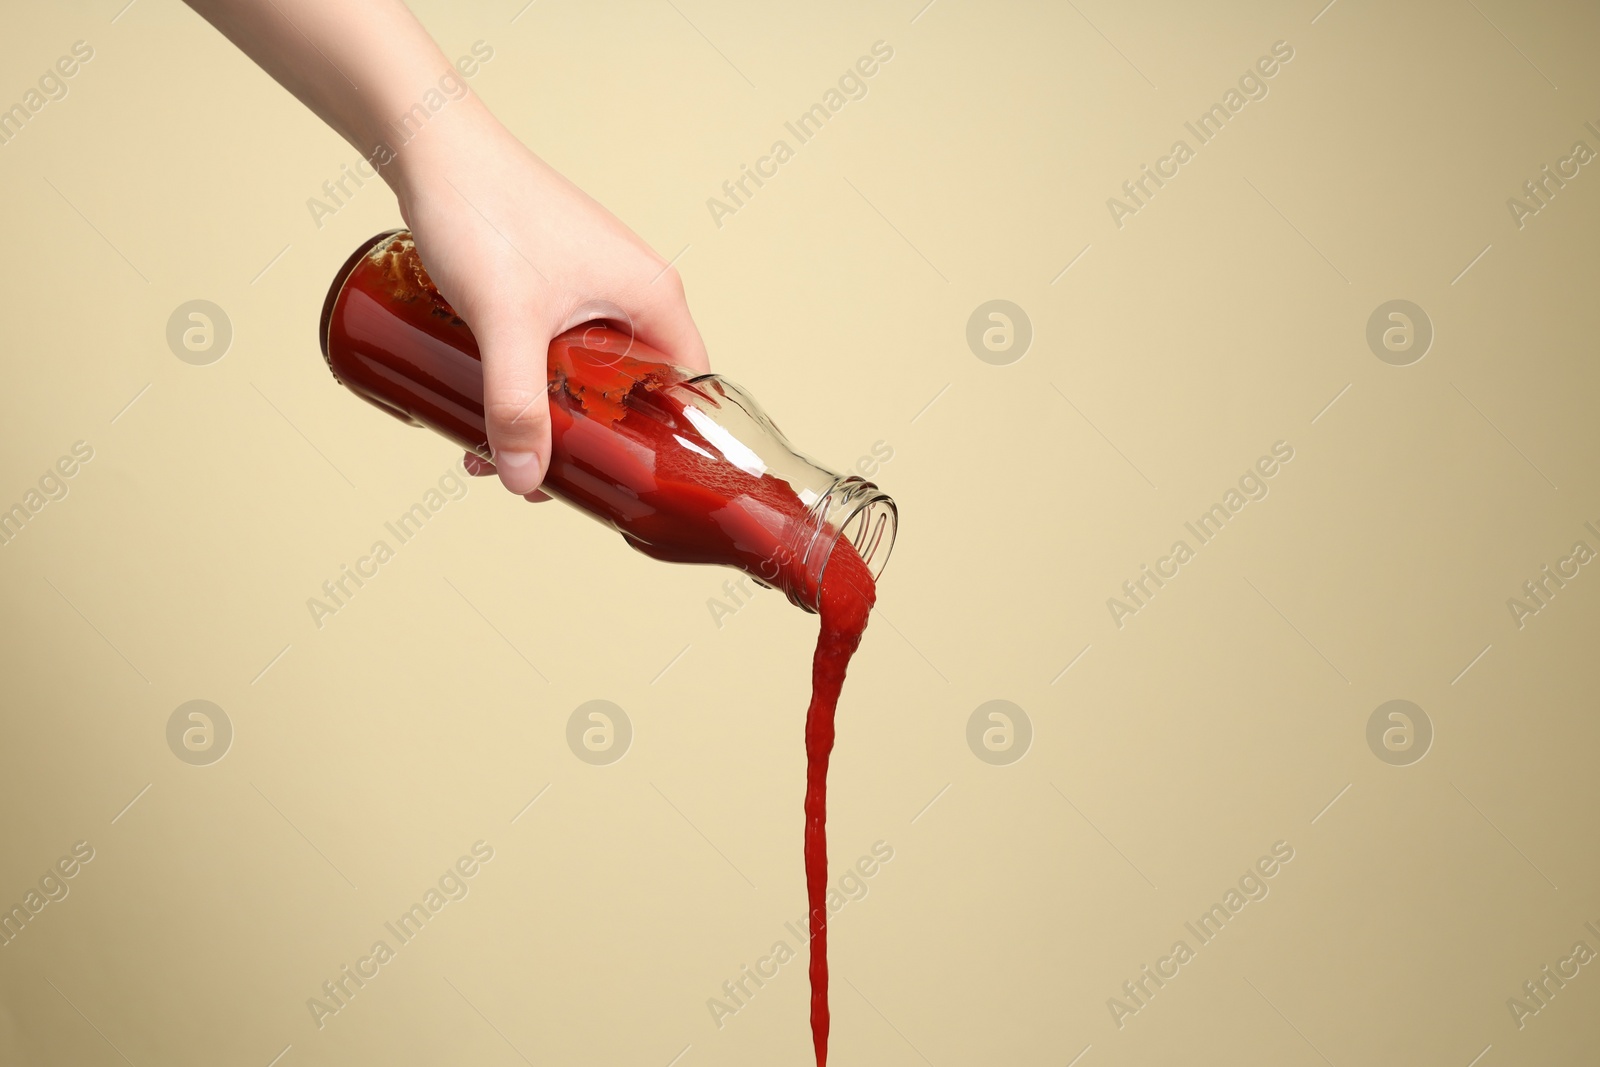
373 90 506 204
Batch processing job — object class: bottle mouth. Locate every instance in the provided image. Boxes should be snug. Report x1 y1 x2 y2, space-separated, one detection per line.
785 475 897 612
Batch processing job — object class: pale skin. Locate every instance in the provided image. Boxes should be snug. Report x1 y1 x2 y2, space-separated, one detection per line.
183 0 709 500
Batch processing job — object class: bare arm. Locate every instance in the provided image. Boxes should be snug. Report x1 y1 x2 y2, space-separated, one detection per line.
184 0 709 497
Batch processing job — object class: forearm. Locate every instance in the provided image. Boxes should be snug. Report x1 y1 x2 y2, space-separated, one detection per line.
183 0 493 185
186 0 707 495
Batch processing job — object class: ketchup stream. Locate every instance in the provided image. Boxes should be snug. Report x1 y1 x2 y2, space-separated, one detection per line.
806 546 875 1066
322 234 876 1065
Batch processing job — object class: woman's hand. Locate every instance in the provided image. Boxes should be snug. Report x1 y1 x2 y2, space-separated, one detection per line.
181 0 708 500
390 102 709 499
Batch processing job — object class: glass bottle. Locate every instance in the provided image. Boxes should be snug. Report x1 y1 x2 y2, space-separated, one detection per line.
319 230 896 612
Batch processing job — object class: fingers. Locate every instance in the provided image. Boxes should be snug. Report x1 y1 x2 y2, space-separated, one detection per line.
474 309 555 496
631 267 711 374
461 259 705 505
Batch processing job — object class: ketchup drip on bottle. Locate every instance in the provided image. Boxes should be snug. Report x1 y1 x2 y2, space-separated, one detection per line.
321 233 884 1066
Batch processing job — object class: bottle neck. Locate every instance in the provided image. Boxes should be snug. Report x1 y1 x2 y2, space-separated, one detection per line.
770 474 897 613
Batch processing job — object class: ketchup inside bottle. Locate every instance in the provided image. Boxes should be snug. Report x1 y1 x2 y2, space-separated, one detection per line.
322 233 875 1065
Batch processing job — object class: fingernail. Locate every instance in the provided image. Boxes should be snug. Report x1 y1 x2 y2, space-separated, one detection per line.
493 450 540 492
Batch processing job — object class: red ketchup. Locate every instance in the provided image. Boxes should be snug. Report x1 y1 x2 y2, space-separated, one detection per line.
321 232 894 1066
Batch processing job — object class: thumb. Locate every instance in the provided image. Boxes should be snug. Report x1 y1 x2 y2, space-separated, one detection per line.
475 309 555 496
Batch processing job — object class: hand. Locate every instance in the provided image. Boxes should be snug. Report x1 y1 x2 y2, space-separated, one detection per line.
389 100 709 500
178 0 707 498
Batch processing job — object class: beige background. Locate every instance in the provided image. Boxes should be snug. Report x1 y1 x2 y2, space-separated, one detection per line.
1 0 1598 1064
